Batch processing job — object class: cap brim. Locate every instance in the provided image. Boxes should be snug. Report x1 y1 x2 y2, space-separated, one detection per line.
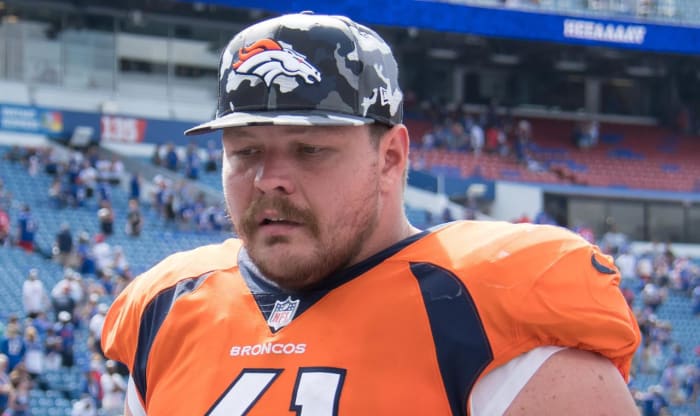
185 111 374 136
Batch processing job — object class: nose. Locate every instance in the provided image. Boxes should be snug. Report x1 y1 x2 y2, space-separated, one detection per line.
253 151 296 195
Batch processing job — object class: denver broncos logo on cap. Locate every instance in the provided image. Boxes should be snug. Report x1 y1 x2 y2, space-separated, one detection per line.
232 39 321 88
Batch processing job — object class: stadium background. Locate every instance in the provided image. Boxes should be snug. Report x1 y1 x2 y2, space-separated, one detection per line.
0 0 698 414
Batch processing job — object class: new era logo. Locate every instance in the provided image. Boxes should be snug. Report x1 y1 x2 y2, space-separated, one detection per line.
591 253 616 275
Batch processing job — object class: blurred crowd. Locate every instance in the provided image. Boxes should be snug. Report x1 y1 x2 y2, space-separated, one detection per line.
0 143 233 415
1 265 128 416
2 134 700 415
413 100 601 178
0 143 230 257
601 229 700 416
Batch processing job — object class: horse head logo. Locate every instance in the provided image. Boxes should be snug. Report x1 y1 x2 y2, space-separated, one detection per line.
232 39 322 88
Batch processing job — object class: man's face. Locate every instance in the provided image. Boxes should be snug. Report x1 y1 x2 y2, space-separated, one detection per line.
222 125 382 290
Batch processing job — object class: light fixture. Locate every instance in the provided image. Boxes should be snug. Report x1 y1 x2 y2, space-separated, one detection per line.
427 48 458 60
625 65 653 77
490 53 520 65
554 59 587 72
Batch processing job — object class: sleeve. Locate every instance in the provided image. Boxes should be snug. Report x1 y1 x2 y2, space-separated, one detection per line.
100 276 147 371
470 346 565 416
127 375 148 416
512 242 641 381
100 239 241 372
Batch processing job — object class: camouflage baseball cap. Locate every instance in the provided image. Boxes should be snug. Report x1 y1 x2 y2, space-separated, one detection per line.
185 12 403 135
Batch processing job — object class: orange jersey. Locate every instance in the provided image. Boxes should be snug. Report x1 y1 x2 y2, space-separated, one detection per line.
102 221 640 415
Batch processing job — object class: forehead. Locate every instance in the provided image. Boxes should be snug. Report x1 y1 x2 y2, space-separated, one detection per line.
222 125 369 142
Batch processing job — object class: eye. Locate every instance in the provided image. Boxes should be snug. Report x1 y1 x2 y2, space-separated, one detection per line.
298 145 324 155
230 147 260 158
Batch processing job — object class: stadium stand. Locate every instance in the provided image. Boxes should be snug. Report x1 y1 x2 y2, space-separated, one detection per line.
410 116 700 192
1 0 700 414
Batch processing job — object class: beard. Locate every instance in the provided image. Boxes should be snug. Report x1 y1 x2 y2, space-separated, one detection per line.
230 184 380 291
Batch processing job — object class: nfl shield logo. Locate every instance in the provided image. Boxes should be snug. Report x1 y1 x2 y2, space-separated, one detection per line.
267 296 300 331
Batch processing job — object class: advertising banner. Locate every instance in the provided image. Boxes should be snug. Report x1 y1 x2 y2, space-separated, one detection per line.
100 115 148 143
0 104 63 135
183 0 700 55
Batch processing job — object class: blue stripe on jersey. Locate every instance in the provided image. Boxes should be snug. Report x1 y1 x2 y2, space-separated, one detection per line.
410 262 493 416
133 272 213 401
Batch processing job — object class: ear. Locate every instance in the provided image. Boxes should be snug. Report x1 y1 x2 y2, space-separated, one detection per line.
379 124 410 192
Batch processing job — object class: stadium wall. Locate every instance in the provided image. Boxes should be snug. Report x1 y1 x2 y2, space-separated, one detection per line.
492 181 543 222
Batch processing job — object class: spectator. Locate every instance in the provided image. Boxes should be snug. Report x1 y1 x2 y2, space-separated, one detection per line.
93 234 113 276
22 268 48 319
96 181 112 205
420 126 440 150
601 222 628 255
0 178 11 211
16 204 37 252
513 212 531 223
89 304 109 355
185 142 201 180
97 201 115 236
692 284 700 316
71 394 98 416
163 193 177 224
151 144 163 167
65 156 86 208
76 293 99 329
616 246 638 283
204 140 220 172
640 337 665 374
513 119 544 171
43 328 62 371
76 232 97 277
6 377 29 416
446 121 470 151
514 119 531 164
3 146 23 163
0 354 11 415
573 222 595 244
55 311 75 368
128 173 141 202
0 205 9 246
79 160 98 200
637 384 669 416
111 247 129 278
100 360 126 415
48 177 65 208
86 353 104 406
27 152 40 177
106 157 124 185
667 344 684 368
0 325 25 372
164 142 179 172
29 311 51 342
533 210 557 225
22 326 44 383
484 125 505 155
96 270 115 298
54 222 74 268
642 282 666 312
51 270 78 318
470 119 485 155
125 199 143 237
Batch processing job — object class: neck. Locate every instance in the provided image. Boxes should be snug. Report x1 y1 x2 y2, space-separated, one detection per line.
349 210 420 269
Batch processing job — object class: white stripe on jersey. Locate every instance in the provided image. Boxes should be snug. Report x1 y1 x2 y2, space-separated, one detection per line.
470 346 566 416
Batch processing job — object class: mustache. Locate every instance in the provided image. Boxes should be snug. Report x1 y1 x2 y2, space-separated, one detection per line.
240 197 319 238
